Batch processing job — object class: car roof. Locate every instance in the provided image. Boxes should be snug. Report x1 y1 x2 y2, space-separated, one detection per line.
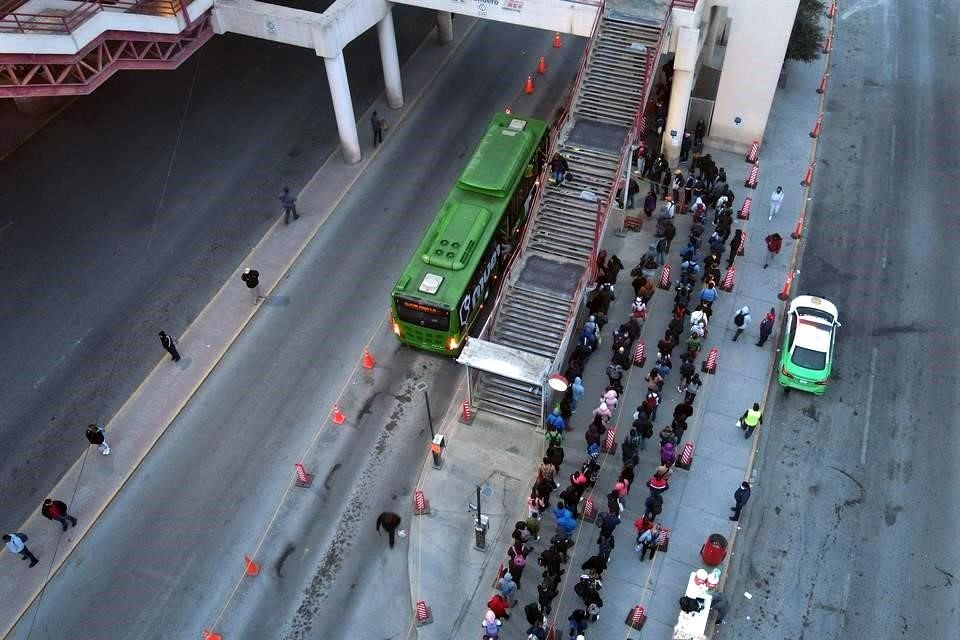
794 317 833 354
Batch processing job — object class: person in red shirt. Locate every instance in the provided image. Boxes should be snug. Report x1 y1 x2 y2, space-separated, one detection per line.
41 498 77 532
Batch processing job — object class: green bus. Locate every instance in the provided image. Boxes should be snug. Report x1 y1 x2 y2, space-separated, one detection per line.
391 112 549 354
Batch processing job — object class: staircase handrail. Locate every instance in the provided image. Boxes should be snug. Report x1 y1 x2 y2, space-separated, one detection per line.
476 1 605 342
0 0 185 34
551 1 682 375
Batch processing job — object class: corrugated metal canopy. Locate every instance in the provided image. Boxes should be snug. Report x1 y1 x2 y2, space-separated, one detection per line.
456 337 552 386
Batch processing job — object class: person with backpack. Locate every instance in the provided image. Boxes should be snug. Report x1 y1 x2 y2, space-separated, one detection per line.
660 440 677 467
684 373 703 404
544 428 563 448
732 305 751 341
677 358 696 393
546 407 566 432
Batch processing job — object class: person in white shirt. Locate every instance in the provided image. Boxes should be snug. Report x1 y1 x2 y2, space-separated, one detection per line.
769 186 785 220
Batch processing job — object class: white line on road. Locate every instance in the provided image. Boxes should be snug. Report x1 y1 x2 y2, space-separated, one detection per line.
889 123 896 168
880 234 888 270
33 327 93 388
860 346 879 464
0 220 13 235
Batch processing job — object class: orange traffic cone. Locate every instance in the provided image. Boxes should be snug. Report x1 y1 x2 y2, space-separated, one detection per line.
553 32 562 48
362 348 375 369
331 403 346 425
523 75 534 95
537 56 546 75
203 630 223 640
243 555 260 577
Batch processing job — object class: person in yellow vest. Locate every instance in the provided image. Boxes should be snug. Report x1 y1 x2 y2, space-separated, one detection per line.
740 403 763 439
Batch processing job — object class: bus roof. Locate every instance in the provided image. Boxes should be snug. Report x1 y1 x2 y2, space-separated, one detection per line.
459 117 536 199
393 113 548 308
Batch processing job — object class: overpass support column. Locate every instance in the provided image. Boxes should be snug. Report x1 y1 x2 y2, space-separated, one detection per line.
436 11 453 44
662 26 699 165
324 52 361 164
378 7 404 109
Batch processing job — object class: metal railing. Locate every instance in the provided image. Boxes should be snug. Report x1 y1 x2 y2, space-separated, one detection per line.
476 1 604 343
0 0 183 34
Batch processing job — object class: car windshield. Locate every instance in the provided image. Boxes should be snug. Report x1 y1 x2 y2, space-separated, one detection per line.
796 306 835 323
792 345 827 371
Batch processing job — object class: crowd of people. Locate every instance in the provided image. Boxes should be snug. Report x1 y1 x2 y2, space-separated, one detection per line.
479 191 737 637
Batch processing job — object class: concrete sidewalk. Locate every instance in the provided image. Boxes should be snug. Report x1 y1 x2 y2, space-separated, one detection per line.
0 17 485 638
408 58 825 639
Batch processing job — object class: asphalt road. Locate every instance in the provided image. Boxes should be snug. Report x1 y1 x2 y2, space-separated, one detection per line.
722 2 960 637
7 20 584 640
0 4 436 526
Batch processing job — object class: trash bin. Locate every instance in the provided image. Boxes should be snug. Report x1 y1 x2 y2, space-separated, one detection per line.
700 533 728 566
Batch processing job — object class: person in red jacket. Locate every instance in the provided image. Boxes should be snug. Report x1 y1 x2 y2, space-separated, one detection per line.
487 593 511 620
764 233 783 268
41 498 77 532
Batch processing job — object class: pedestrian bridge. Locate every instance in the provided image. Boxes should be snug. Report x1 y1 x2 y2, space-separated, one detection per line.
0 0 600 97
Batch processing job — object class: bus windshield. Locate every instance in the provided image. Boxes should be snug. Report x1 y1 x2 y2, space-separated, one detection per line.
394 296 450 331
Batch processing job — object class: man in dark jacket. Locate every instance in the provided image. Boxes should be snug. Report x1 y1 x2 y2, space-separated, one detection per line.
730 482 751 521
375 511 402 547
41 498 77 531
158 330 180 362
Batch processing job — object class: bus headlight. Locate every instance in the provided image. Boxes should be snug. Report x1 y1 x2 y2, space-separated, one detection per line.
448 336 461 351
392 321 402 337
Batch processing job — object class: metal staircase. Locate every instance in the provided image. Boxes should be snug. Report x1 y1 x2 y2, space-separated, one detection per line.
474 10 665 425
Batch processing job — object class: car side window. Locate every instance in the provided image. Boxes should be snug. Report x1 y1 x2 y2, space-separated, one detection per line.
788 314 798 346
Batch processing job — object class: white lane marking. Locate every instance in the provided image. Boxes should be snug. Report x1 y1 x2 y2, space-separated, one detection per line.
0 220 13 236
34 327 93 388
841 571 852 611
889 123 896 168
860 346 879 464
880 234 888 270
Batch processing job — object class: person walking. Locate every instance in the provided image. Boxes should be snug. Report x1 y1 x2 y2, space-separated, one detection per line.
3 533 38 567
158 330 180 362
739 403 763 439
371 111 386 146
730 482 752 521
240 268 263 303
279 187 300 224
550 153 569 184
764 232 783 268
375 511 402 548
757 307 776 346
769 186 785 220
85 423 110 455
727 229 743 269
732 306 751 341
41 498 78 531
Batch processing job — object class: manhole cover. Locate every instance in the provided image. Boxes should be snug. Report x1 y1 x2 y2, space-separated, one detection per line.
480 484 494 498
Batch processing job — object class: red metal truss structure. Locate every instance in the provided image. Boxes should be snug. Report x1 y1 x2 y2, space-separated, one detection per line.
0 0 213 97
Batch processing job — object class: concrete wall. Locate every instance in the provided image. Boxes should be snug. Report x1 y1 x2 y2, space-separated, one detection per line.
708 0 799 152
398 0 599 36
